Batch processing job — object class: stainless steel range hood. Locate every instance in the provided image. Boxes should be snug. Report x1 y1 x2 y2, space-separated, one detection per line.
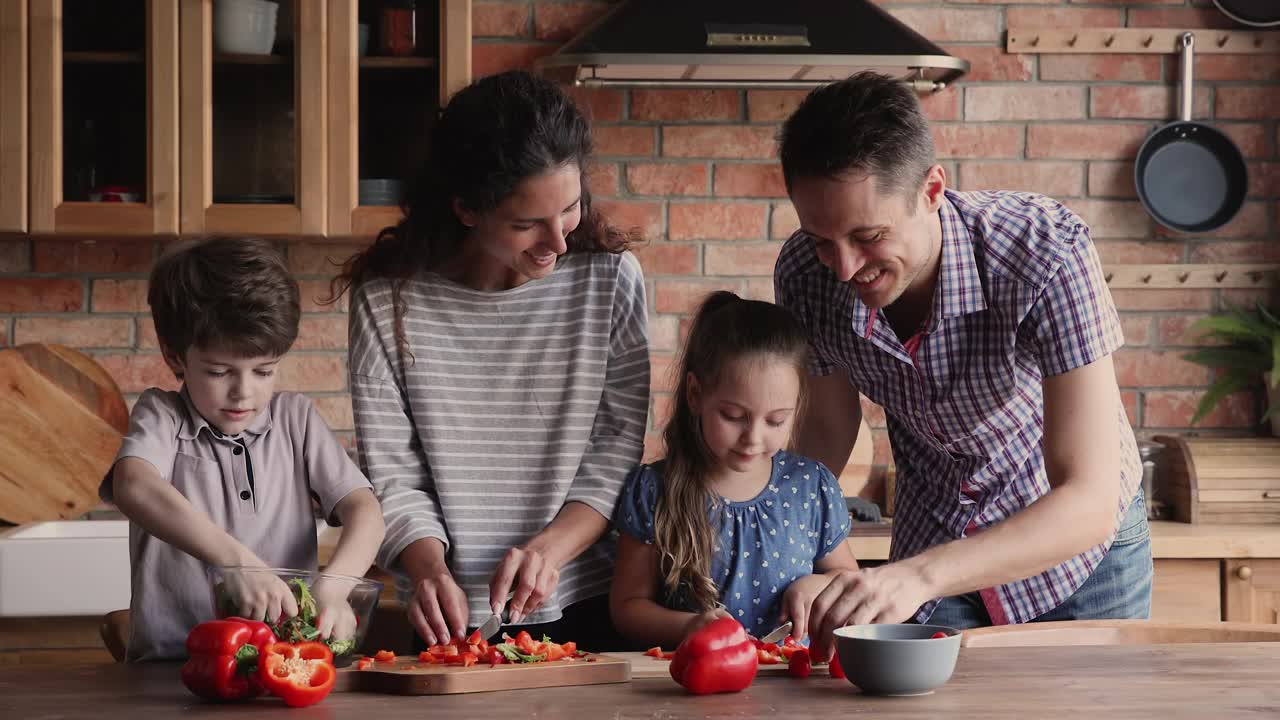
536 0 969 93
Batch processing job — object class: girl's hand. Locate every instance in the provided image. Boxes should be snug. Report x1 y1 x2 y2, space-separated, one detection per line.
682 607 732 640
778 574 834 643
409 566 470 647
489 545 561 625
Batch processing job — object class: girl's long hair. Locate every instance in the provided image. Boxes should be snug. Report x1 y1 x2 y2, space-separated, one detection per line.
655 291 810 611
327 70 634 361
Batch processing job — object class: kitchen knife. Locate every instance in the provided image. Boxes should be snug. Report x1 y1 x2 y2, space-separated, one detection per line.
759 621 793 645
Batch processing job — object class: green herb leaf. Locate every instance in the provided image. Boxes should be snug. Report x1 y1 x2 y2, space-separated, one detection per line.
494 642 545 663
1190 374 1252 425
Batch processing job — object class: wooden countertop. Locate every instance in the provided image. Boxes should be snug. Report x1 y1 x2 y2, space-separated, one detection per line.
844 521 1280 561
2 643 1278 718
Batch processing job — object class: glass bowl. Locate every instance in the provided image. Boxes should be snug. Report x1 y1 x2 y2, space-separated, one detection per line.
209 565 383 667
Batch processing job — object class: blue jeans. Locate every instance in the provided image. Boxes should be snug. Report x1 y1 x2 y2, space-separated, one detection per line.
923 493 1153 630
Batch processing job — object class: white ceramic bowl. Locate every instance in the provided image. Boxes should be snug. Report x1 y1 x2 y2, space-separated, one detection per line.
213 0 279 55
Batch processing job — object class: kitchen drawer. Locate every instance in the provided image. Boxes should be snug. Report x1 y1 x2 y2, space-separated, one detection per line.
1152 559 1222 623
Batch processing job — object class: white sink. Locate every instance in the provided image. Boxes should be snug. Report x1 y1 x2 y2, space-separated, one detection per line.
0 519 342 617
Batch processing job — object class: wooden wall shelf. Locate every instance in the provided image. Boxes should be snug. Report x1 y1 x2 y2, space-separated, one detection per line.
1008 28 1280 54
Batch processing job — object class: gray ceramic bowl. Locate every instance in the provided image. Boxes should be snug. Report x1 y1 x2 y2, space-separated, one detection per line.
833 624 961 696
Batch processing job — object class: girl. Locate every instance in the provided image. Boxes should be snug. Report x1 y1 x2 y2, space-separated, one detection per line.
610 291 859 648
332 71 650 651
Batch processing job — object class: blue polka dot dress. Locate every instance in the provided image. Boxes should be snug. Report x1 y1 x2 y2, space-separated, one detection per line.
613 450 852 633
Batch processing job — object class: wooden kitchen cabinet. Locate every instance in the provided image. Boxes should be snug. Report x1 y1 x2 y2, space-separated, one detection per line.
1225 559 1280 624
326 0 470 237
28 0 179 235
0 1 27 233
178 0 327 236
1152 559 1222 623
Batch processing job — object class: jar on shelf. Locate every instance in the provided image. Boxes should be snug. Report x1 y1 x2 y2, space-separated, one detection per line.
379 0 416 57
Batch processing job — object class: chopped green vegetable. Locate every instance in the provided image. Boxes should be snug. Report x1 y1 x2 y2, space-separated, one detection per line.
494 642 546 663
213 577 357 659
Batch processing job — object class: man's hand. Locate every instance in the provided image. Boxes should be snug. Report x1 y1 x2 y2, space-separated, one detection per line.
807 564 932 660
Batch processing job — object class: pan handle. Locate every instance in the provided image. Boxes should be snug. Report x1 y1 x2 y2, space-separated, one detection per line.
1180 32 1194 123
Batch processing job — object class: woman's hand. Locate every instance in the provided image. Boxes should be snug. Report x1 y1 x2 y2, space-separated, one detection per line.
489 545 561 625
408 566 470 647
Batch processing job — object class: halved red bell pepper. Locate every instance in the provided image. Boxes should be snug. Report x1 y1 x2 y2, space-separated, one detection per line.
181 617 276 701
257 641 336 708
829 652 846 679
669 617 758 695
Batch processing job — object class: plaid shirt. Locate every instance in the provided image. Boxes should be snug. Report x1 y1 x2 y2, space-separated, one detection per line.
775 189 1142 625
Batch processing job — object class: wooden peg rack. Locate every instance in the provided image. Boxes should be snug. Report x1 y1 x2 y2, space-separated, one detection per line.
1103 264 1279 289
1008 28 1280 54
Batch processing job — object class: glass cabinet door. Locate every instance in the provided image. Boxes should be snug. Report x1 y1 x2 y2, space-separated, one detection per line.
180 0 325 236
328 0 470 238
29 0 179 234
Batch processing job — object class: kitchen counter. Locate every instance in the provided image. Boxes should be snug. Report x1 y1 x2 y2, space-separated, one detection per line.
2 643 1278 718
843 521 1280 561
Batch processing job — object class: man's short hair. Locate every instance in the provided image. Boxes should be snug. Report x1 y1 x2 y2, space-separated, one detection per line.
779 71 937 201
147 237 301 358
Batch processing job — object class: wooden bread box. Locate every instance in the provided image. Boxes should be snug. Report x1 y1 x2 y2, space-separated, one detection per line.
1154 436 1280 524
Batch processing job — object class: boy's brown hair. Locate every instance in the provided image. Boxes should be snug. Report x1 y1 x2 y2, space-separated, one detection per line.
148 237 301 361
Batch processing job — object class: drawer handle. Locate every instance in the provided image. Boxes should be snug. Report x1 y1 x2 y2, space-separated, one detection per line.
1265 492 1280 500
1238 566 1254 581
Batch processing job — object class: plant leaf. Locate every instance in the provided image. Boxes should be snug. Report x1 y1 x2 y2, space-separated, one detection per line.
1190 315 1273 343
1182 347 1269 374
1189 374 1252 425
1256 302 1280 329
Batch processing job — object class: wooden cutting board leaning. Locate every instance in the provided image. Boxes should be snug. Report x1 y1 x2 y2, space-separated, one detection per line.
334 653 631 695
0 344 129 523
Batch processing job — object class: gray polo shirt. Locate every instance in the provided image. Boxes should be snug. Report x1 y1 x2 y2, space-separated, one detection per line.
100 388 371 661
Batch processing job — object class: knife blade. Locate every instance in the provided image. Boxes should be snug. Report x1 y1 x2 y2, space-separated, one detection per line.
759 621 793 645
476 612 503 642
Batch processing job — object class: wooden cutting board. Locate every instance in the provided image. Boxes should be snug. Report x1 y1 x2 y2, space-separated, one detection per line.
0 344 129 523
612 651 820 679
335 653 631 695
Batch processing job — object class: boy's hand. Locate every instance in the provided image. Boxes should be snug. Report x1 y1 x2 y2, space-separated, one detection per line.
312 577 359 642
682 607 732 640
228 570 299 624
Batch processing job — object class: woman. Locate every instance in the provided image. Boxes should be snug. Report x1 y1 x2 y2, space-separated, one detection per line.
333 71 649 650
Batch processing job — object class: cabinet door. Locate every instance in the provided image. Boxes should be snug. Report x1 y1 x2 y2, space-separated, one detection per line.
29 0 179 234
0 0 26 233
1152 559 1222 623
326 0 469 237
1225 559 1280 624
179 0 326 236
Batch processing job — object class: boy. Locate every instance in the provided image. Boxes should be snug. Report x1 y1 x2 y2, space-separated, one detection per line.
102 237 384 661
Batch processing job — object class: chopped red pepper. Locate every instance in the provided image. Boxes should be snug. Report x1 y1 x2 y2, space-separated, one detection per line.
488 648 506 666
257 641 336 708
930 632 948 639
374 649 396 663
181 618 276 701
669 616 759 695
787 648 812 678
644 646 665 658
829 652 846 679
356 657 374 671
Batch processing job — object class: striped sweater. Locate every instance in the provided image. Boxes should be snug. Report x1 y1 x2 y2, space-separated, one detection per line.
348 251 650 625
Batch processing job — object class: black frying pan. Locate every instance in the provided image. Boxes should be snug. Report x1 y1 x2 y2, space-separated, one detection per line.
1213 0 1280 27
1134 33 1248 234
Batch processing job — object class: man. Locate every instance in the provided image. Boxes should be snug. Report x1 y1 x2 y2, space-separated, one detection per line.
773 72 1150 658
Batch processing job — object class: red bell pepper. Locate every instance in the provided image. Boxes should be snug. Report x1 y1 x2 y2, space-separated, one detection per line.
181 618 276 701
669 617 758 695
257 641 337 708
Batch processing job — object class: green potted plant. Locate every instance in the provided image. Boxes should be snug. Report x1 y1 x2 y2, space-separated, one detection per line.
1183 302 1280 436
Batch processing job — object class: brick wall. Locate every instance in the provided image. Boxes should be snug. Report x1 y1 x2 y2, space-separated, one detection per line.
1 0 1277 471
